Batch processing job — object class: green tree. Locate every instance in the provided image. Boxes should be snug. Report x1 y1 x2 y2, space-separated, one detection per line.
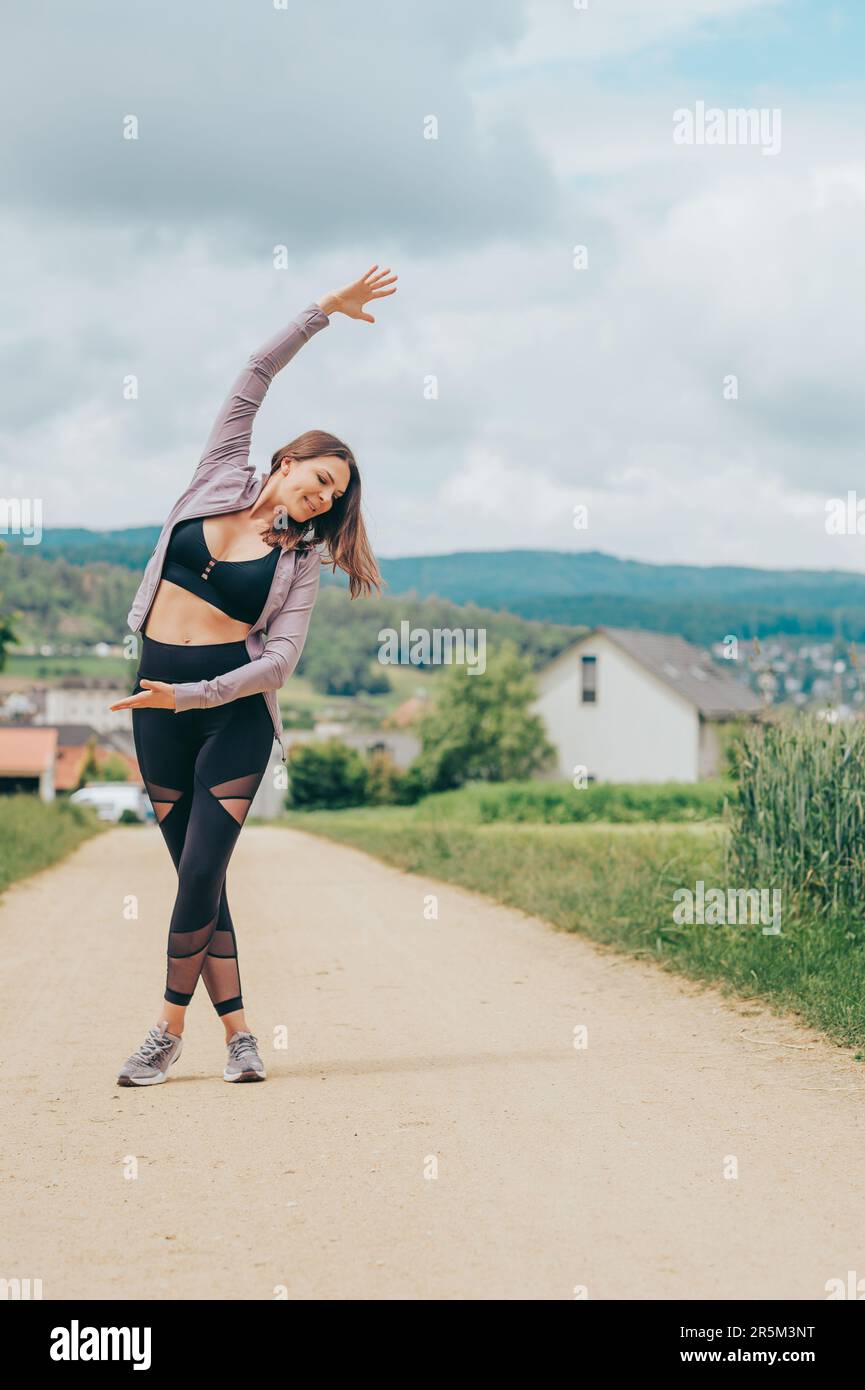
0 540 20 671
79 738 100 786
100 753 132 783
301 632 390 696
413 641 555 792
78 740 128 786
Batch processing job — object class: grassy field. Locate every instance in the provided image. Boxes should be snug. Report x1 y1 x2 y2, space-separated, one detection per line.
3 653 132 681
0 795 106 898
282 794 865 1056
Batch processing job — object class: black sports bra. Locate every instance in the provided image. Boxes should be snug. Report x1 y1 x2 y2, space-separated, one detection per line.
162 515 280 625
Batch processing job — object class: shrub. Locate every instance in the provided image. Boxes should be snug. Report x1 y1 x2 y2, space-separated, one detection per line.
287 738 369 810
488 780 728 824
412 779 730 825
100 754 131 783
365 748 403 806
391 763 429 806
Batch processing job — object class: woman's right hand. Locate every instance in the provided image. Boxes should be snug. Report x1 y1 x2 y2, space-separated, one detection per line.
109 679 176 712
317 265 398 323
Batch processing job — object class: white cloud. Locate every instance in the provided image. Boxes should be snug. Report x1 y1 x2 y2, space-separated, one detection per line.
4 0 863 580
483 0 784 69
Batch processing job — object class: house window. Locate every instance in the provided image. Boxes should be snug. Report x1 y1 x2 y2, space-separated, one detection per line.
581 655 597 703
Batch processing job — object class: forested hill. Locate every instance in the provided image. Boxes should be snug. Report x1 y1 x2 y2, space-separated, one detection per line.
375 549 865 606
5 531 865 644
375 550 865 644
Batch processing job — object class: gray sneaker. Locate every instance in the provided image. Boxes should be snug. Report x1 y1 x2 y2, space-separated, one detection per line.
117 1022 183 1087
224 1030 266 1082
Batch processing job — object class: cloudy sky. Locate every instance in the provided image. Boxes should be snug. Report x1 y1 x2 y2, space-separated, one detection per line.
3 0 864 569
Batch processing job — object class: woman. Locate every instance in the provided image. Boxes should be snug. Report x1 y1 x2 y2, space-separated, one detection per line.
110 264 397 1087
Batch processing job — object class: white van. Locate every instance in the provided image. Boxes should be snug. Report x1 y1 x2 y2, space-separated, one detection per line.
69 782 153 823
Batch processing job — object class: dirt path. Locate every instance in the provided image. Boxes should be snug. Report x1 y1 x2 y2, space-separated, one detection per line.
3 824 865 1301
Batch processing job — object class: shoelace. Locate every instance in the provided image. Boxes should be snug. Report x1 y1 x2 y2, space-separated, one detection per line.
131 1029 173 1064
228 1032 259 1063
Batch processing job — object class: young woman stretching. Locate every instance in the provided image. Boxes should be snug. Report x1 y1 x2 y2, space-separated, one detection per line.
110 264 397 1086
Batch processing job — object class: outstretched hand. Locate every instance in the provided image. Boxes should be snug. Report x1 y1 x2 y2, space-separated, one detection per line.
318 265 398 323
110 679 176 712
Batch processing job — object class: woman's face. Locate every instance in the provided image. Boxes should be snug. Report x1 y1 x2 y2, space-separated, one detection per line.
274 454 351 524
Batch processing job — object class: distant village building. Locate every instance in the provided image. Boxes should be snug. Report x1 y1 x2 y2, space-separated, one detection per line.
0 727 58 800
0 690 39 721
35 678 132 734
343 730 420 768
48 725 140 792
0 722 140 797
533 626 763 784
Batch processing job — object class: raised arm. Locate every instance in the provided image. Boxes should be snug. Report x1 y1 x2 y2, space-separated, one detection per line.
196 266 397 475
197 267 398 477
196 303 331 474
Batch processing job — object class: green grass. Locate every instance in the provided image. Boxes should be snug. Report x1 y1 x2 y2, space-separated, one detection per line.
4 653 132 680
0 795 106 897
281 804 865 1055
278 665 433 726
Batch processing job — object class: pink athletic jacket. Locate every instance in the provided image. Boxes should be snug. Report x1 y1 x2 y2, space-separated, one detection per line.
125 301 332 761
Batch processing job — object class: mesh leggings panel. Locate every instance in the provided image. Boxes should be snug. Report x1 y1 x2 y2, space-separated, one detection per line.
132 685 274 1016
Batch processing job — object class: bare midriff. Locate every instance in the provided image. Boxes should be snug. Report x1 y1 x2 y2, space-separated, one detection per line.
142 581 254 646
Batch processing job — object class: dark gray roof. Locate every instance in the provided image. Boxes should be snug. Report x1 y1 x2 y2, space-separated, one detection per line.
23 723 134 753
588 627 763 718
100 729 137 758
40 724 100 745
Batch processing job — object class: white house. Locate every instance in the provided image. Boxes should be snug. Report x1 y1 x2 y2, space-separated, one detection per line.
533 626 763 784
36 678 132 734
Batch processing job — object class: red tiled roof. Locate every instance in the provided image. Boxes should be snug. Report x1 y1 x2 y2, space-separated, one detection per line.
52 743 141 791
54 745 90 792
0 727 58 776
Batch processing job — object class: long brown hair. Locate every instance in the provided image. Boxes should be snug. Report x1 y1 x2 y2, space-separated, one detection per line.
258 430 382 599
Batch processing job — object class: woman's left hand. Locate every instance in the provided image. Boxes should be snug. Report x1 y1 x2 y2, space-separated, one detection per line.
318 265 398 323
109 679 176 712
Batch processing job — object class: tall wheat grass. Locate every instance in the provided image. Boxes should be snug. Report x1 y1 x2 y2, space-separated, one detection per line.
727 715 865 912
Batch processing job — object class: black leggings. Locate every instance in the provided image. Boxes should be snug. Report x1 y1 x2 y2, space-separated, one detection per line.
132 635 274 1016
